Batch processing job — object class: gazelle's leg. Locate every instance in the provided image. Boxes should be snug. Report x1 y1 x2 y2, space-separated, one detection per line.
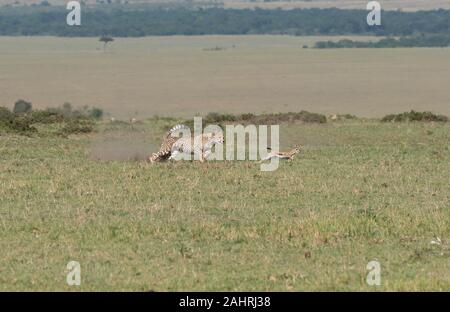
258 154 273 163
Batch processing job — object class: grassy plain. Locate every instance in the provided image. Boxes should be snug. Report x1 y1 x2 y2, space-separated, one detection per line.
0 118 449 291
1 36 450 119
1 34 449 291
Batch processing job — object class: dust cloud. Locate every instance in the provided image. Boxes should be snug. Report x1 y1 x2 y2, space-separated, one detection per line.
90 132 158 162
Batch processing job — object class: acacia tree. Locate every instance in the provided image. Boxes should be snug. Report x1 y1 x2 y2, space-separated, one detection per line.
99 36 114 50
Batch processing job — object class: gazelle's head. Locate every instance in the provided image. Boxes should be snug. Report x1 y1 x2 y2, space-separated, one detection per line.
293 146 301 154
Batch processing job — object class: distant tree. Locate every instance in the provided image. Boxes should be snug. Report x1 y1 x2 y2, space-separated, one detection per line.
99 36 114 50
13 99 32 114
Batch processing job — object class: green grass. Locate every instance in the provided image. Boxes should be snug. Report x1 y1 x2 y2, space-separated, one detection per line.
0 119 449 291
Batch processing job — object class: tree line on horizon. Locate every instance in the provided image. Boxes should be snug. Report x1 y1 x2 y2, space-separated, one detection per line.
1 6 450 37
315 34 450 48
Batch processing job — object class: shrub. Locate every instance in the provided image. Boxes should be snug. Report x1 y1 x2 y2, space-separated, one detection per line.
204 111 327 125
240 113 256 121
294 111 327 123
29 110 64 124
89 107 104 120
0 107 14 132
205 112 237 123
0 106 36 134
45 103 105 120
382 111 448 122
0 106 14 122
1 104 99 136
13 99 32 114
199 111 327 125
59 117 95 135
254 111 326 124
54 102 78 117
46 102 82 118
340 114 357 120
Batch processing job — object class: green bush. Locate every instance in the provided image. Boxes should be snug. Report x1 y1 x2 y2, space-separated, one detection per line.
13 99 32 114
45 103 105 120
46 102 78 117
205 112 237 123
253 111 327 124
29 110 64 124
1 104 100 136
382 111 448 122
240 113 256 121
197 111 327 125
89 107 104 120
0 106 14 122
192 111 328 126
59 117 95 135
339 114 357 120
294 111 327 123
0 106 36 134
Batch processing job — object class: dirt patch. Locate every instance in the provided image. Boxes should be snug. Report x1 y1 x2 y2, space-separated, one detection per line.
90 132 157 162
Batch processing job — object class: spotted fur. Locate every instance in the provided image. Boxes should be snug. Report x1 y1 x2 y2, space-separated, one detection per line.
148 125 223 163
169 132 224 162
148 124 189 163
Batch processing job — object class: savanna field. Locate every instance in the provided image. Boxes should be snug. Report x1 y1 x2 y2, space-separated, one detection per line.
2 36 450 119
1 116 449 291
0 33 449 291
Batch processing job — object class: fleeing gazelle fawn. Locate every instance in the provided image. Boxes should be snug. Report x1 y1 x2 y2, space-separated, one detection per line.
259 146 301 163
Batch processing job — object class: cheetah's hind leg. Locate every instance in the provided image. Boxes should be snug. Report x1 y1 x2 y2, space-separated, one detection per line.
169 150 180 161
